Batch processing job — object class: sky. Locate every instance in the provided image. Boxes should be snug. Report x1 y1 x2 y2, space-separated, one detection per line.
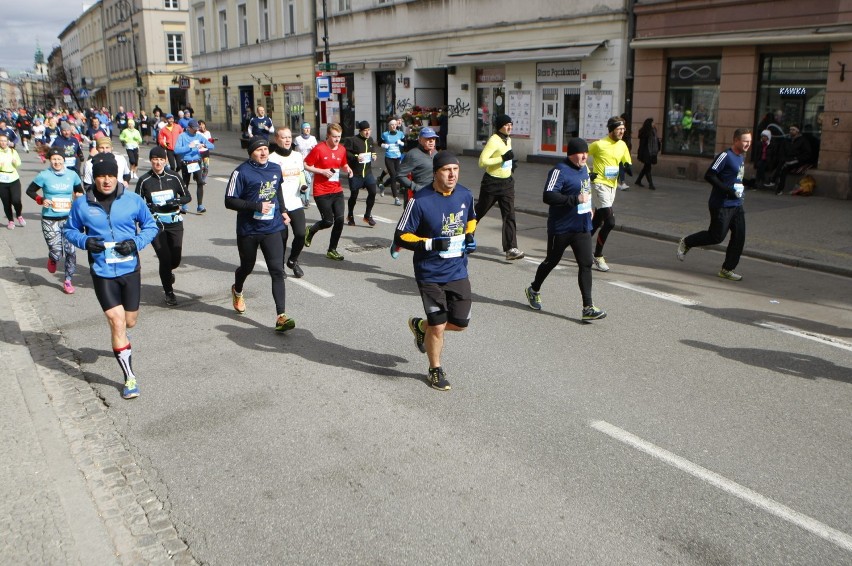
0 1 87 74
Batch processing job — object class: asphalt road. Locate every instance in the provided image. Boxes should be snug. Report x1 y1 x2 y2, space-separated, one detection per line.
5 149 851 565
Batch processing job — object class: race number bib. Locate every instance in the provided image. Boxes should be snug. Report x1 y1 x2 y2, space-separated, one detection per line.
604 165 619 179
329 170 340 183
151 189 172 206
51 197 72 212
186 161 201 173
734 183 744 199
0 173 14 183
438 235 466 259
577 199 592 214
64 156 77 167
104 242 134 264
358 152 372 164
254 202 275 220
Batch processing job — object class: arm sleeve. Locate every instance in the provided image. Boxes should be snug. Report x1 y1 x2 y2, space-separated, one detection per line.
26 179 42 202
174 135 189 157
704 155 734 195
134 200 160 250
393 200 426 250
542 169 575 207
396 153 415 189
224 170 262 212
478 137 504 169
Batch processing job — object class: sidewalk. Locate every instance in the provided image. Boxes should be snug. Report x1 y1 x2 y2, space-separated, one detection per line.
210 133 852 278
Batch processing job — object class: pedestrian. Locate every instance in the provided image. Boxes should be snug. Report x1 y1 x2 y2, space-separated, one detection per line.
135 146 192 306
523 138 606 322
51 123 85 177
0 133 24 229
138 110 152 144
303 123 353 261
769 124 814 195
475 114 525 260
247 106 274 140
379 118 406 206
157 113 183 171
343 120 379 227
588 116 633 272
26 147 84 293
119 119 143 179
114 106 128 133
677 128 752 281
174 119 214 213
82 137 132 190
198 120 215 187
634 117 660 190
63 153 159 399
395 125 438 207
15 109 33 153
268 126 308 278
752 129 781 188
225 136 296 332
293 122 318 208
395 151 476 391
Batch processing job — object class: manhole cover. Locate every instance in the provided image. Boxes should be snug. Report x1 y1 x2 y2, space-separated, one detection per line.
344 242 388 254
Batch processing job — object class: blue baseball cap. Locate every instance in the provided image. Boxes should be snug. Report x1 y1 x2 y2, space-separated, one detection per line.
419 126 439 139
165 113 174 119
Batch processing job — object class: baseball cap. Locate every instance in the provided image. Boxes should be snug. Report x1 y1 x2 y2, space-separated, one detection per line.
419 126 439 139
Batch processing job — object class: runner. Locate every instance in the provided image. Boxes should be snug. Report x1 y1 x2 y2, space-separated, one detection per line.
51 123 85 177
224 136 296 332
15 109 33 153
198 120 215 187
82 137 132 190
268 127 308 278
588 116 633 272
392 126 438 258
523 138 606 322
63 153 159 399
119 119 143 179
0 133 24 229
303 123 353 261
379 118 406 206
135 146 192 306
157 113 183 172
394 151 477 391
25 147 85 293
343 120 379 227
174 119 214 213
292 122 317 208
0 119 19 148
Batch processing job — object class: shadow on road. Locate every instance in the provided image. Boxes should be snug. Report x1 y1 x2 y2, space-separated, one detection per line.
687 305 852 339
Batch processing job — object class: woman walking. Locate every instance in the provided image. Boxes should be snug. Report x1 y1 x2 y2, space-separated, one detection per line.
635 118 660 190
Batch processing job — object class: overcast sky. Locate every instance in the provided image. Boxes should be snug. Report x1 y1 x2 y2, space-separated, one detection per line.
0 1 87 73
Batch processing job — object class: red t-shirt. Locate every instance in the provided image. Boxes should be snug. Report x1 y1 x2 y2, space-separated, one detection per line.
305 142 347 196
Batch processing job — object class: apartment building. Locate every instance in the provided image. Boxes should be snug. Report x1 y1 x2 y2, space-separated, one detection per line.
58 19 83 106
78 2 109 109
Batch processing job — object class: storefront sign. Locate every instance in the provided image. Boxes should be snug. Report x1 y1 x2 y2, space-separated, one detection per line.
536 61 582 83
284 83 303 92
669 60 720 85
476 67 504 83
779 87 807 96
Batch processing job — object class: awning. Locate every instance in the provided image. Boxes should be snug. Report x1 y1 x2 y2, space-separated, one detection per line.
631 25 852 49
335 57 409 71
441 42 605 66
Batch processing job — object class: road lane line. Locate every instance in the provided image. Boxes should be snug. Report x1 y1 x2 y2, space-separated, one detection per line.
757 322 852 352
370 215 396 224
254 260 334 297
608 280 700 305
212 176 230 182
590 420 852 553
522 256 565 270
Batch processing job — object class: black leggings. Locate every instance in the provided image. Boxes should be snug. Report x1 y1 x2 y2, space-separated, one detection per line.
151 223 183 293
531 231 594 307
635 161 653 186
283 207 306 262
684 205 745 271
0 179 23 220
234 231 287 315
384 157 401 198
347 173 377 219
591 207 615 257
309 192 345 251
182 167 205 206
474 174 518 252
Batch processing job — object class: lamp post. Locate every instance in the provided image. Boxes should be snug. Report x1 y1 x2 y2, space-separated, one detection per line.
116 0 144 112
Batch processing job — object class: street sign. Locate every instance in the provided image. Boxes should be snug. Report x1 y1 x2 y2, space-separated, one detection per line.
79 88 90 98
179 77 190 90
316 76 331 100
315 62 337 71
62 87 71 95
63 95 73 104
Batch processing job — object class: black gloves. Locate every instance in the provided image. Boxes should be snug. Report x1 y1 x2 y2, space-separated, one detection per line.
623 163 633 177
501 149 515 162
165 198 182 208
464 233 476 253
300 185 308 194
85 237 106 253
589 172 598 182
113 239 137 256
428 237 451 252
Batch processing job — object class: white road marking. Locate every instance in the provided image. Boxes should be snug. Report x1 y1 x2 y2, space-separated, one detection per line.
522 256 565 270
369 215 396 224
757 321 852 353
608 280 700 305
590 420 852 553
212 176 230 183
253 261 334 298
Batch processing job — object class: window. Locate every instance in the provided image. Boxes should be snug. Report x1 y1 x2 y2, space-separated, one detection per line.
238 4 247 46
337 0 350 12
166 33 184 63
197 16 206 53
259 0 269 41
164 0 179 8
283 0 295 35
664 58 720 156
219 9 228 50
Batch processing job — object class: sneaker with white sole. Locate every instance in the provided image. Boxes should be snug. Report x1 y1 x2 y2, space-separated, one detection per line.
408 317 426 353
427 366 451 391
676 238 690 261
525 285 542 311
582 305 607 322
593 256 610 272
15 216 25 227
505 248 525 260
718 269 743 281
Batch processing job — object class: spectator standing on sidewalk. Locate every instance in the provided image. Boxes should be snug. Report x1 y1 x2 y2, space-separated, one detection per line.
677 128 752 281
752 129 781 188
588 116 632 272
634 117 660 190
475 114 525 261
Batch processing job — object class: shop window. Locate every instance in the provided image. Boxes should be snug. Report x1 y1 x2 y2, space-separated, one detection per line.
284 90 304 132
664 58 720 156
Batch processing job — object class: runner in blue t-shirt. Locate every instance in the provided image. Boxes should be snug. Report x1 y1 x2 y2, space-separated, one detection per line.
379 118 406 205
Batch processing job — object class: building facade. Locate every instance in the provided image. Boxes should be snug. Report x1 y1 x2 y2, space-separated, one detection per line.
58 19 84 108
77 2 109 109
631 0 852 199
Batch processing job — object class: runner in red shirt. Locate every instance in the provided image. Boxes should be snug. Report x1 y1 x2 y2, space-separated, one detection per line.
303 123 353 261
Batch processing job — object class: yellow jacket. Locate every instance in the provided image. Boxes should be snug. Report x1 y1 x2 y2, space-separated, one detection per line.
478 134 513 179
0 147 21 183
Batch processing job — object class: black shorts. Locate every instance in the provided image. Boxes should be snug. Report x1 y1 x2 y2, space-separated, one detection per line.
417 278 472 327
91 271 142 312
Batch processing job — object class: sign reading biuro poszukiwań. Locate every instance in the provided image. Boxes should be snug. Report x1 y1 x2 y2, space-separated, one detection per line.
536 61 582 83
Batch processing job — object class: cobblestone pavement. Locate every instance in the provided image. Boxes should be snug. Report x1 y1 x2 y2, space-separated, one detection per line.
0 236 198 565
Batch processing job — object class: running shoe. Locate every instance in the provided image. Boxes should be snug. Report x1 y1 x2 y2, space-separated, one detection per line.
304 229 314 248
593 256 610 272
676 238 690 261
718 269 743 281
347 216 355 226
378 184 385 197
505 248 525 260
390 244 401 259
196 205 207 214
525 285 542 311
582 305 607 322
63 280 75 294
427 367 451 391
326 249 344 261
122 379 139 399
231 284 246 314
15 216 25 227
164 291 178 306
47 257 57 273
363 216 376 227
275 313 296 333
180 206 189 214
408 317 426 353
287 259 304 278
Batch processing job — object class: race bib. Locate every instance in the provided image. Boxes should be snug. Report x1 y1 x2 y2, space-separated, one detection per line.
254 202 275 220
501 159 512 170
438 235 465 259
22 130 30 135
329 170 340 183
64 157 76 167
0 173 13 183
734 183 744 199
358 152 372 164
151 189 172 206
51 198 72 212
577 199 592 214
104 242 134 264
604 165 619 179
186 161 201 173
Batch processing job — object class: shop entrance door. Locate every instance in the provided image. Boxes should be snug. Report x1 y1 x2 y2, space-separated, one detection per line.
539 87 580 155
476 86 505 146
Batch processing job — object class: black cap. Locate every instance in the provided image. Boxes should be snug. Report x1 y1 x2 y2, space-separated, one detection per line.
47 146 64 159
607 116 625 132
432 150 460 172
566 137 589 155
91 153 119 177
247 136 269 155
357 120 371 130
494 114 513 131
149 146 167 160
